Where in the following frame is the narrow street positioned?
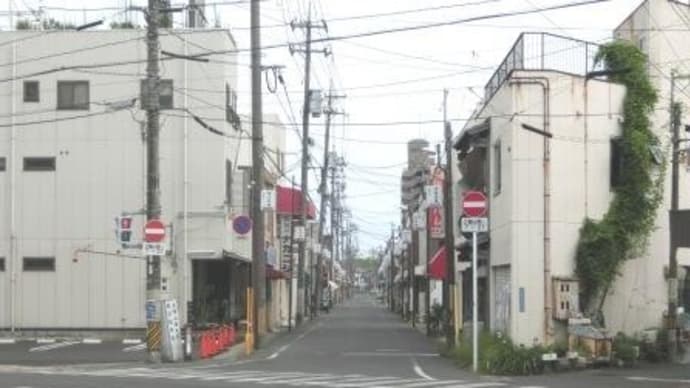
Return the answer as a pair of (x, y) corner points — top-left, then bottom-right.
(2, 293), (690, 388)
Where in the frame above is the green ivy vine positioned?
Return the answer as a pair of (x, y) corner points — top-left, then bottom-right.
(575, 41), (666, 312)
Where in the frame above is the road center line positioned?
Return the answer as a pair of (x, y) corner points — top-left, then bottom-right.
(266, 322), (321, 360)
(412, 359), (435, 381)
(342, 352), (439, 357)
(267, 343), (290, 360)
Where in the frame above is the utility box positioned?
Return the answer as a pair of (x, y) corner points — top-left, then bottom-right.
(553, 278), (579, 320)
(309, 89), (322, 118)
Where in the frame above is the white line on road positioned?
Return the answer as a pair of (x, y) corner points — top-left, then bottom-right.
(29, 341), (79, 352)
(122, 338), (142, 344)
(412, 360), (435, 381)
(0, 338), (16, 344)
(35, 338), (55, 344)
(398, 380), (468, 388)
(628, 376), (690, 384)
(82, 338), (102, 344)
(123, 343), (147, 352)
(265, 322), (321, 360)
(342, 352), (440, 357)
(267, 343), (290, 360)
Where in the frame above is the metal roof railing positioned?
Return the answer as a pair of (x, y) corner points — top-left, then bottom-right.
(484, 32), (603, 103)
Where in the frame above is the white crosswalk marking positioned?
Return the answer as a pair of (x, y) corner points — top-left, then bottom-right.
(201, 371), (266, 381)
(9, 366), (508, 388)
(398, 380), (468, 388)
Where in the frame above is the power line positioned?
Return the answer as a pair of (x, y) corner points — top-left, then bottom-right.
(192, 0), (611, 57)
(326, 0), (501, 23)
(39, 1), (255, 12)
(0, 104), (132, 127)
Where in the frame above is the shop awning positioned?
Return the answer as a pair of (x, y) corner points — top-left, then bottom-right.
(428, 246), (447, 280)
(276, 185), (317, 219)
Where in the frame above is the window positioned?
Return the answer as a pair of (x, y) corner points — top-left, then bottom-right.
(140, 79), (173, 109)
(0, 258), (4, 272)
(610, 138), (624, 189)
(225, 160), (233, 206)
(23, 157), (55, 171)
(23, 81), (39, 102)
(226, 83), (240, 130)
(23, 257), (55, 271)
(0, 157), (5, 171)
(57, 81), (89, 110)
(493, 141), (502, 195)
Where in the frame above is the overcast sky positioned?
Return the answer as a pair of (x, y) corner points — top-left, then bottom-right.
(6, 0), (645, 254)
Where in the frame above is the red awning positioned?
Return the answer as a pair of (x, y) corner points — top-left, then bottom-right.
(428, 246), (447, 280)
(276, 185), (317, 219)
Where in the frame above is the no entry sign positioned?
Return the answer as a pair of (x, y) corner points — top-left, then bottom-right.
(462, 191), (487, 217)
(144, 219), (166, 243)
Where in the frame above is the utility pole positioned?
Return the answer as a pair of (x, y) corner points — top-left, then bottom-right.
(412, 211), (418, 327)
(329, 154), (337, 307)
(390, 225), (395, 311)
(668, 72), (686, 360)
(145, 0), (163, 363)
(442, 89), (456, 348)
(290, 11), (328, 323)
(250, 0), (266, 349)
(288, 176), (296, 332)
(317, 85), (345, 314)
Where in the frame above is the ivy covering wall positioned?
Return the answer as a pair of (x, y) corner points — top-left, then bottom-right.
(575, 41), (665, 313)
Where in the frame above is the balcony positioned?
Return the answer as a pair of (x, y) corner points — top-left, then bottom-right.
(484, 32), (602, 103)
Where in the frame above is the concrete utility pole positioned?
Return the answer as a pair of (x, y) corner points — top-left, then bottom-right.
(290, 12), (327, 323)
(390, 225), (395, 311)
(668, 71), (688, 360)
(317, 85), (345, 314)
(145, 0), (163, 363)
(442, 89), (456, 348)
(250, 0), (266, 349)
(288, 175), (297, 332)
(329, 154), (338, 307)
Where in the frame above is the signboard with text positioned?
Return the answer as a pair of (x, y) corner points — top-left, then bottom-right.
(428, 207), (444, 239)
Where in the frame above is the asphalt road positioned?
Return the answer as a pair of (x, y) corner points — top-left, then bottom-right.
(0, 339), (147, 365)
(2, 293), (690, 388)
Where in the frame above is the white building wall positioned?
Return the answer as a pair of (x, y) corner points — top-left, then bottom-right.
(0, 29), (243, 329)
(606, 0), (690, 334)
(461, 69), (626, 345)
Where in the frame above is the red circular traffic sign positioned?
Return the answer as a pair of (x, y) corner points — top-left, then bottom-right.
(144, 219), (166, 243)
(462, 191), (487, 217)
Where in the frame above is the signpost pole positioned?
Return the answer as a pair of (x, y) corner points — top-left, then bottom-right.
(472, 231), (478, 373)
(461, 190), (486, 374)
